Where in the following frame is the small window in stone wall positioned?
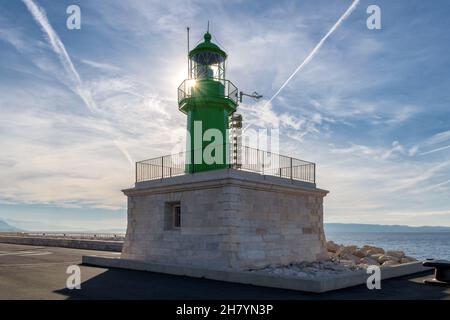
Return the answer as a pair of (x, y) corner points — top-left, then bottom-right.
(164, 202), (181, 230)
(173, 204), (181, 228)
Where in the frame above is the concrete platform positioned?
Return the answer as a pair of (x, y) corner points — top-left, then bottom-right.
(82, 255), (432, 293)
(2, 243), (448, 299)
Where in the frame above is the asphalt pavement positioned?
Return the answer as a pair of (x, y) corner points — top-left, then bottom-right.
(0, 243), (448, 300)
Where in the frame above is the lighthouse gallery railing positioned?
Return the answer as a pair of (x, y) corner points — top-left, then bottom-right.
(178, 78), (239, 105)
(135, 145), (316, 184)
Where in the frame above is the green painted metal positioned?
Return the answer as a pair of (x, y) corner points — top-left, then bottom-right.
(178, 32), (238, 173)
(188, 32), (227, 59)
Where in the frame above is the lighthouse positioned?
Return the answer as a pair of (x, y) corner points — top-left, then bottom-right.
(178, 31), (238, 173)
(120, 29), (329, 272)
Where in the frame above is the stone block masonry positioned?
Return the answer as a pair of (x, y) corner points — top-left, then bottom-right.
(122, 169), (329, 270)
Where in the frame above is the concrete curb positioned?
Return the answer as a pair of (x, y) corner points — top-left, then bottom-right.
(82, 255), (431, 293)
(0, 236), (123, 252)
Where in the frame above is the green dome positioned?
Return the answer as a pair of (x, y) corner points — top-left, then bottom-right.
(189, 32), (227, 61)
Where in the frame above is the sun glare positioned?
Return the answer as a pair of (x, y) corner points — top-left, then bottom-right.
(186, 79), (196, 89)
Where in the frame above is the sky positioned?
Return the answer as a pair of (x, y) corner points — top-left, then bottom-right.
(0, 0), (449, 230)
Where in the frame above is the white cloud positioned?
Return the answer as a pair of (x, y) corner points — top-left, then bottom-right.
(426, 130), (450, 146)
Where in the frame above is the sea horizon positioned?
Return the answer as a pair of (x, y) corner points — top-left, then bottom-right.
(326, 231), (450, 261)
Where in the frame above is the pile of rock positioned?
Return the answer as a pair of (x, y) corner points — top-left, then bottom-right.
(251, 242), (418, 279)
(326, 241), (417, 268)
(251, 243), (418, 279)
(255, 259), (364, 279)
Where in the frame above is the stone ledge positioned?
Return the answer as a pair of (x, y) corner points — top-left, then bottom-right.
(82, 255), (431, 293)
(0, 236), (123, 252)
(125, 169), (328, 197)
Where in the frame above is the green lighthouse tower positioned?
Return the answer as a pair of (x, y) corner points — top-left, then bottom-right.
(178, 31), (239, 173)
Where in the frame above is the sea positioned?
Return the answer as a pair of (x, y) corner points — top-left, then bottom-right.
(326, 232), (450, 261)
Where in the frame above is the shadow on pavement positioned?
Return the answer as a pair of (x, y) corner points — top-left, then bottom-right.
(55, 267), (448, 300)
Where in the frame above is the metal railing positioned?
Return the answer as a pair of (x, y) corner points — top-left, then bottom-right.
(178, 78), (239, 105)
(0, 232), (125, 241)
(136, 145), (315, 184)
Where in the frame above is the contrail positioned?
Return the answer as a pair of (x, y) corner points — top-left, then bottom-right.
(265, 0), (360, 107)
(113, 140), (135, 170)
(22, 0), (97, 113)
(23, 0), (135, 167)
(420, 145), (450, 156)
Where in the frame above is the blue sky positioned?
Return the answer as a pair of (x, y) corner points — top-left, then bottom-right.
(0, 0), (449, 230)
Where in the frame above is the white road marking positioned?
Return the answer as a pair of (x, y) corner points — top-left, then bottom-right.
(0, 250), (53, 257)
(0, 261), (80, 268)
(20, 251), (52, 256)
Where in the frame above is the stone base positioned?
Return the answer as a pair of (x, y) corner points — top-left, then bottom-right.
(121, 169), (329, 270)
(82, 255), (432, 293)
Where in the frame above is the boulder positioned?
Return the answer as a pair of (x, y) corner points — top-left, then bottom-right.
(326, 241), (340, 253)
(340, 259), (356, 267)
(354, 249), (367, 258)
(360, 257), (379, 266)
(340, 253), (361, 264)
(377, 254), (400, 264)
(362, 245), (385, 255)
(337, 245), (358, 257)
(327, 252), (337, 259)
(369, 253), (384, 260)
(386, 250), (405, 259)
(382, 260), (399, 266)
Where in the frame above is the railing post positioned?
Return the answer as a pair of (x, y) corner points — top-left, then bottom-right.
(262, 152), (264, 175)
(135, 162), (138, 183)
(313, 163), (316, 184)
(161, 157), (164, 179)
(257, 149), (260, 173)
(290, 157), (293, 180)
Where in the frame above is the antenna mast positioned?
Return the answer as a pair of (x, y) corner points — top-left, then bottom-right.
(187, 27), (190, 79)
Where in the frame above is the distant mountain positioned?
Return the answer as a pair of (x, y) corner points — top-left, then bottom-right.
(2, 218), (449, 234)
(325, 223), (450, 233)
(0, 219), (22, 232)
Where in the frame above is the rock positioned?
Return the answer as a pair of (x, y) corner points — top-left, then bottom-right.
(401, 256), (417, 263)
(369, 253), (384, 260)
(327, 251), (337, 259)
(354, 249), (367, 258)
(382, 260), (399, 266)
(377, 254), (400, 263)
(337, 245), (358, 257)
(362, 245), (385, 255)
(386, 250), (405, 259)
(326, 240), (340, 253)
(340, 259), (356, 267)
(340, 253), (361, 264)
(360, 257), (379, 266)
